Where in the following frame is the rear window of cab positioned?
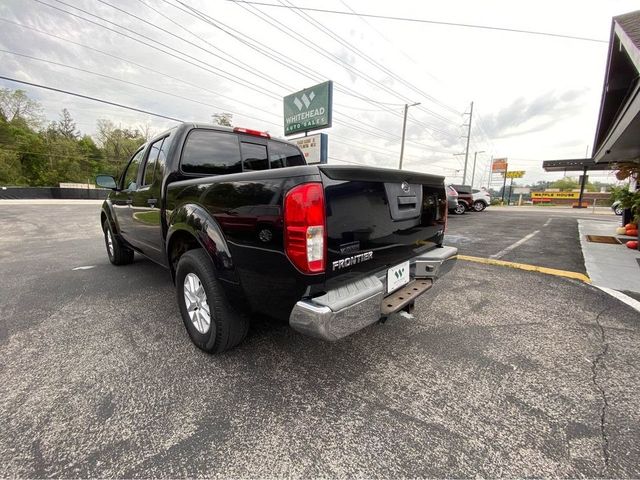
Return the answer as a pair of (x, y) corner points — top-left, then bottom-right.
(180, 129), (305, 175)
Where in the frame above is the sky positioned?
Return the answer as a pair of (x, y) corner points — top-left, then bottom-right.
(1, 0), (639, 187)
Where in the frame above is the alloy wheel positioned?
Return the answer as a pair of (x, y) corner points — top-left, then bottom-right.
(183, 273), (211, 334)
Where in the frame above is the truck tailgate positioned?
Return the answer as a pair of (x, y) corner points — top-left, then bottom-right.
(319, 165), (447, 288)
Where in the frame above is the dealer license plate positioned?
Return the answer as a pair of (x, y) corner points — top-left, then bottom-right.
(387, 261), (410, 293)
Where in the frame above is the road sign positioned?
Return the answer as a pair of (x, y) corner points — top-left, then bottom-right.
(283, 81), (333, 136)
(505, 170), (525, 178)
(293, 133), (328, 164)
(492, 158), (508, 173)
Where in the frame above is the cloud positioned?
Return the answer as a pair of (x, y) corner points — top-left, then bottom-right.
(479, 89), (588, 139)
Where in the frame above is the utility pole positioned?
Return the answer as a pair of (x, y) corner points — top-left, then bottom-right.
(398, 102), (420, 170)
(487, 155), (493, 189)
(471, 150), (484, 187)
(461, 101), (473, 184)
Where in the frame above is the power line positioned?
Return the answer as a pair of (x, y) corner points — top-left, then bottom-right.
(33, 0), (284, 101)
(0, 18), (285, 124)
(0, 49), (284, 128)
(0, 75), (183, 122)
(95, 0), (295, 91)
(224, 0), (608, 43)
(164, 0), (459, 141)
(276, 0), (461, 123)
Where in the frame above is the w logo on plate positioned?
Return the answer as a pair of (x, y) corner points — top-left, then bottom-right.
(293, 91), (316, 111)
(394, 268), (405, 279)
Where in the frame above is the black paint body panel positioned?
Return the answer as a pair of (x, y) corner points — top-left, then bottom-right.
(101, 123), (447, 321)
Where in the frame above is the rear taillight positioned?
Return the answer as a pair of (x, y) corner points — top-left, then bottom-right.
(284, 182), (325, 274)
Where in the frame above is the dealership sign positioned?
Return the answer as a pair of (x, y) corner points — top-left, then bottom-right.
(293, 133), (328, 164)
(283, 81), (333, 136)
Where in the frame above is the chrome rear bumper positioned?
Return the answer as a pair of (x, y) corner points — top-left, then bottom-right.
(289, 246), (457, 341)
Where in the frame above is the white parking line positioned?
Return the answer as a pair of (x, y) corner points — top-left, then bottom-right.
(490, 230), (540, 259)
(72, 265), (96, 271)
(543, 218), (552, 227)
(595, 286), (640, 313)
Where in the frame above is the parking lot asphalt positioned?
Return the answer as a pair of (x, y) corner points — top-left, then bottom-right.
(0, 203), (639, 478)
(445, 207), (620, 274)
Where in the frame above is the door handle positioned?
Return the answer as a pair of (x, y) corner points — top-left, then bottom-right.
(147, 198), (157, 207)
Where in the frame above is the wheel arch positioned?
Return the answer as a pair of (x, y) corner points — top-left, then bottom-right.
(100, 200), (119, 233)
(166, 203), (235, 283)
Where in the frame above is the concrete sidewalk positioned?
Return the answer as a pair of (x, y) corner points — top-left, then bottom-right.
(578, 219), (640, 300)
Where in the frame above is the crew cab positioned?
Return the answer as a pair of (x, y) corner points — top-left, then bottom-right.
(97, 123), (457, 353)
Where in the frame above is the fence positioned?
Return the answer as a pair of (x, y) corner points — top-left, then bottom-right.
(0, 186), (109, 200)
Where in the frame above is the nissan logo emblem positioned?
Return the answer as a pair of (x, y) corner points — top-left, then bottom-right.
(401, 181), (410, 193)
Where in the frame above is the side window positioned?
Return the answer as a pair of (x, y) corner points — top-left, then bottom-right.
(268, 141), (305, 168)
(122, 149), (144, 191)
(142, 138), (164, 187)
(181, 130), (241, 175)
(241, 142), (268, 171)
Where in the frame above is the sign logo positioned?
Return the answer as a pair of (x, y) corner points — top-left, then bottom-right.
(283, 81), (333, 136)
(394, 267), (405, 279)
(293, 91), (315, 111)
(401, 181), (410, 193)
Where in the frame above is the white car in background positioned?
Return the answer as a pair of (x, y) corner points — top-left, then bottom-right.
(471, 188), (491, 212)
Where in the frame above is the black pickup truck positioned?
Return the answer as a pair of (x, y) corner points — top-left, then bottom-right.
(97, 123), (457, 353)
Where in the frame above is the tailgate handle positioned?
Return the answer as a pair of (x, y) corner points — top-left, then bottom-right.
(397, 195), (417, 209)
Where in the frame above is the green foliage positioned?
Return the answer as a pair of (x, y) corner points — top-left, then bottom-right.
(0, 88), (44, 128)
(212, 112), (233, 127)
(549, 177), (597, 192)
(0, 89), (146, 186)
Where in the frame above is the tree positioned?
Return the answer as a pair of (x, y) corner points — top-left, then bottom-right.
(0, 89), (44, 128)
(95, 119), (146, 173)
(56, 108), (78, 139)
(550, 177), (579, 191)
(212, 112), (233, 127)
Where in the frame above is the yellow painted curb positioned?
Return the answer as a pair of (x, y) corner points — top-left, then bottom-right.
(456, 254), (592, 284)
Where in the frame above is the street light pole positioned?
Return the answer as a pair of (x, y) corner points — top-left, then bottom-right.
(462, 101), (474, 184)
(398, 102), (420, 170)
(471, 150), (485, 187)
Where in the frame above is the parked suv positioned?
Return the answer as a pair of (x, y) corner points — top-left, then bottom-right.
(471, 188), (491, 212)
(450, 184), (473, 212)
(447, 185), (465, 215)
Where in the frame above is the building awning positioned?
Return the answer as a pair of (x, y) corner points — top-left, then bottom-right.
(542, 158), (619, 172)
(592, 10), (640, 164)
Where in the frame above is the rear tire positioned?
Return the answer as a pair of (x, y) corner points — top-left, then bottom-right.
(103, 219), (134, 265)
(614, 205), (623, 216)
(176, 249), (249, 353)
(473, 200), (486, 212)
(453, 203), (466, 215)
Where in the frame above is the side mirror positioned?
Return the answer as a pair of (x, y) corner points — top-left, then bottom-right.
(96, 174), (118, 190)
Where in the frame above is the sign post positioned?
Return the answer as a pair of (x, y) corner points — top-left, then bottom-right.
(283, 81), (333, 136)
(501, 170), (525, 205)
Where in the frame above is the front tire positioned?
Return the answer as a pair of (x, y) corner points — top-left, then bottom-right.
(103, 219), (134, 265)
(473, 200), (486, 212)
(614, 206), (623, 216)
(176, 249), (249, 353)
(453, 203), (466, 215)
